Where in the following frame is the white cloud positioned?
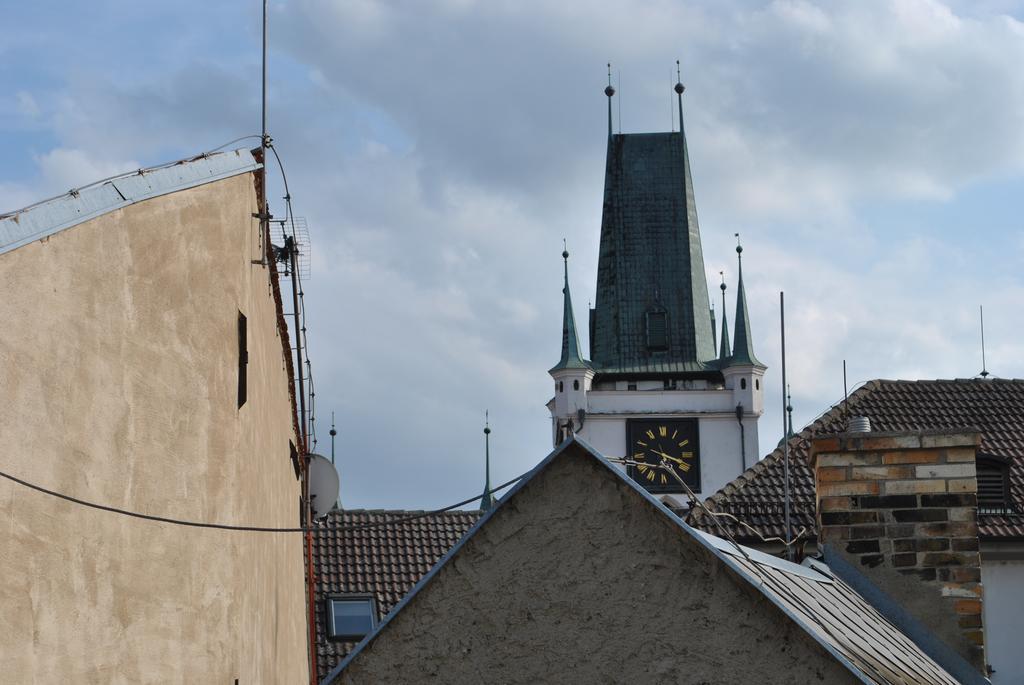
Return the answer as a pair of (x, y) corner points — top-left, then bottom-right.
(15, 92), (40, 118)
(35, 148), (140, 194)
(4, 0), (1024, 508)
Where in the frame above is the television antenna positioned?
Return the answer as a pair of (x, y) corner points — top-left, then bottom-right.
(271, 217), (312, 279)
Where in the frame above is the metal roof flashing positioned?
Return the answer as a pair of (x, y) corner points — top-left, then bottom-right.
(0, 149), (261, 257)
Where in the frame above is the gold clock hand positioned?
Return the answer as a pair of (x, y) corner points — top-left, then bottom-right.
(650, 448), (683, 464)
(649, 448), (693, 473)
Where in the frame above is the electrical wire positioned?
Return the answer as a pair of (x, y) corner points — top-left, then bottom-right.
(0, 452), (803, 546)
(0, 465), (527, 533)
(609, 456), (759, 563)
(206, 134), (263, 154)
(265, 141), (318, 452)
(705, 510), (810, 548)
(610, 456), (810, 554)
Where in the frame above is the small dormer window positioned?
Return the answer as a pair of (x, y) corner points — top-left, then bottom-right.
(646, 311), (668, 351)
(976, 456), (1011, 513)
(740, 378), (747, 390)
(573, 379), (580, 391)
(326, 596), (377, 641)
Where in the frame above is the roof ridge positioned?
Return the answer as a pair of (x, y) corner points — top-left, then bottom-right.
(331, 508), (482, 516)
(872, 377), (1024, 384)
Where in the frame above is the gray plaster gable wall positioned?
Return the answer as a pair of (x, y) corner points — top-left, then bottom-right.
(331, 442), (860, 684)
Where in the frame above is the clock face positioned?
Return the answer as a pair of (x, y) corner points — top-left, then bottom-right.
(627, 419), (701, 493)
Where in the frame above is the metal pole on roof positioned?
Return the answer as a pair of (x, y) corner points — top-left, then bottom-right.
(781, 291), (793, 561)
(980, 305), (990, 378)
(261, 0), (267, 150)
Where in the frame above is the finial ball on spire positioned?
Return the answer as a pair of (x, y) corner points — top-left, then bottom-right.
(605, 85), (615, 97)
(562, 249), (569, 260)
(736, 244), (743, 255)
(675, 82), (685, 94)
(484, 426), (491, 435)
(720, 281), (727, 292)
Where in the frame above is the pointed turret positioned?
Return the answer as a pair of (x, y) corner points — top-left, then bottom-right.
(550, 248), (591, 373)
(718, 272), (731, 362)
(549, 248), (595, 446)
(729, 238), (763, 368)
(479, 414), (496, 512)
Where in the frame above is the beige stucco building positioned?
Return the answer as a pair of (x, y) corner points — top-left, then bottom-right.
(0, 150), (309, 683)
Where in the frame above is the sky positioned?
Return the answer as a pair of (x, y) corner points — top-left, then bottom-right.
(2, 0), (1023, 510)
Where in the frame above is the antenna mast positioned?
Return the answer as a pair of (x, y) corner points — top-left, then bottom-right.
(329, 412), (337, 465)
(261, 0), (267, 153)
(843, 359), (849, 426)
(980, 305), (990, 378)
(780, 291), (793, 561)
(618, 70), (622, 134)
(605, 64), (615, 137)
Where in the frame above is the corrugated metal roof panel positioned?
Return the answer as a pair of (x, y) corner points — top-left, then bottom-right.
(726, 554), (964, 685)
(0, 148), (260, 257)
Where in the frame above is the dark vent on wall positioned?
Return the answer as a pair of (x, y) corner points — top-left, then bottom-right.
(646, 311), (668, 351)
(237, 311), (248, 408)
(976, 456), (1011, 513)
(290, 441), (301, 480)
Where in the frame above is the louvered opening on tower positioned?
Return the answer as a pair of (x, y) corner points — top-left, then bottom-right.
(646, 310), (668, 351)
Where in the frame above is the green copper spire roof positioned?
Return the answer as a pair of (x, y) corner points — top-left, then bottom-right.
(479, 414), (496, 512)
(718, 273), (731, 362)
(550, 248), (592, 374)
(729, 240), (764, 368)
(590, 75), (716, 376)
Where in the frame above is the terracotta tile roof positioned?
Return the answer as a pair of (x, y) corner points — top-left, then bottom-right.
(312, 508), (480, 682)
(687, 378), (1024, 542)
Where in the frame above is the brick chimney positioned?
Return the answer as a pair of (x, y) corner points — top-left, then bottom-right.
(810, 430), (985, 672)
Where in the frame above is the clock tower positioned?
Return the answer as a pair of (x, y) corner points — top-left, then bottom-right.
(547, 70), (767, 505)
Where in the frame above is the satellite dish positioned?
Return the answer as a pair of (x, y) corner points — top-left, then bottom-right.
(308, 453), (339, 520)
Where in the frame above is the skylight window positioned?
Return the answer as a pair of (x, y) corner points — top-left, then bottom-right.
(326, 596), (377, 641)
